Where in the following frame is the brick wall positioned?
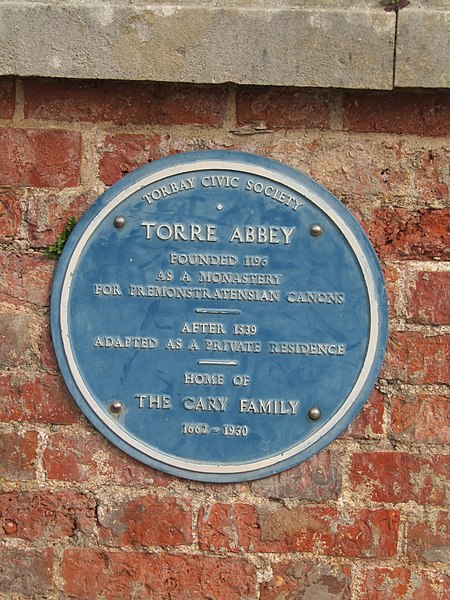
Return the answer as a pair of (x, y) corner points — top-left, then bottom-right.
(0, 78), (448, 599)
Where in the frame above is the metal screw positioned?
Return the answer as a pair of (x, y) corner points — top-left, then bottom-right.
(308, 406), (321, 420)
(109, 401), (123, 415)
(310, 224), (323, 237)
(114, 216), (126, 228)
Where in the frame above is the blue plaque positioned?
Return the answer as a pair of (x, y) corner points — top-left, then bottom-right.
(51, 151), (387, 482)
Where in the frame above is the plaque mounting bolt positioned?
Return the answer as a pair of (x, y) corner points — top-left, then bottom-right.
(308, 406), (321, 420)
(310, 224), (323, 237)
(114, 216), (126, 229)
(109, 401), (123, 415)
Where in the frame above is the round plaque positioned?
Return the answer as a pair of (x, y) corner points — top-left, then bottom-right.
(51, 151), (388, 482)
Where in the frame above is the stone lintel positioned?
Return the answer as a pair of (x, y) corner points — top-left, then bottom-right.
(0, 1), (396, 89)
(395, 6), (450, 88)
(0, 2), (448, 89)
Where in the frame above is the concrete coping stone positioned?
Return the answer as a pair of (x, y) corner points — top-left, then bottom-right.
(0, 1), (448, 89)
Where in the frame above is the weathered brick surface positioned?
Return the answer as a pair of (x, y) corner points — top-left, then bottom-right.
(342, 388), (385, 439)
(406, 510), (450, 564)
(383, 332), (449, 384)
(24, 80), (228, 126)
(62, 549), (257, 599)
(383, 263), (401, 321)
(98, 494), (192, 547)
(362, 208), (450, 261)
(99, 133), (237, 185)
(0, 251), (53, 306)
(99, 133), (163, 185)
(271, 140), (449, 209)
(1, 78), (449, 598)
(0, 128), (82, 187)
(199, 503), (400, 557)
(358, 566), (449, 599)
(0, 193), (22, 240)
(349, 452), (448, 505)
(0, 372), (79, 424)
(250, 448), (341, 500)
(39, 319), (59, 370)
(407, 271), (450, 325)
(236, 87), (331, 129)
(260, 559), (352, 600)
(0, 490), (96, 541)
(43, 430), (172, 487)
(0, 307), (41, 370)
(390, 393), (450, 444)
(343, 91), (450, 136)
(0, 547), (53, 595)
(0, 430), (38, 481)
(26, 191), (92, 246)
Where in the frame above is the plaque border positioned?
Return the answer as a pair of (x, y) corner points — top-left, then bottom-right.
(51, 151), (388, 482)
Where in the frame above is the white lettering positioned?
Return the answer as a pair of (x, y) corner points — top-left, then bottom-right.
(239, 398), (300, 415)
(184, 372), (224, 385)
(143, 178), (196, 204)
(245, 179), (303, 211)
(183, 396), (228, 412)
(201, 175), (239, 188)
(181, 322), (226, 334)
(136, 394), (172, 409)
(229, 226), (295, 245)
(141, 222), (217, 242)
(268, 342), (346, 356)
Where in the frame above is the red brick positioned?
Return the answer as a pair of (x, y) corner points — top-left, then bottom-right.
(26, 191), (91, 246)
(343, 91), (450, 136)
(407, 271), (450, 325)
(342, 389), (385, 439)
(0, 547), (53, 595)
(271, 139), (448, 209)
(43, 430), (171, 487)
(98, 132), (239, 185)
(407, 510), (449, 563)
(260, 560), (351, 600)
(198, 502), (242, 552)
(359, 566), (449, 599)
(24, 79), (228, 126)
(349, 452), (448, 505)
(383, 263), (401, 321)
(383, 332), (449, 384)
(0, 308), (39, 367)
(0, 490), (96, 541)
(0, 78), (15, 119)
(0, 430), (38, 480)
(0, 193), (22, 240)
(0, 128), (81, 187)
(99, 133), (163, 185)
(0, 372), (79, 425)
(40, 319), (58, 370)
(198, 503), (399, 557)
(250, 448), (341, 500)
(390, 393), (450, 444)
(236, 87), (331, 129)
(362, 208), (450, 261)
(0, 252), (53, 306)
(413, 148), (449, 206)
(98, 494), (192, 547)
(390, 395), (421, 436)
(62, 549), (256, 599)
